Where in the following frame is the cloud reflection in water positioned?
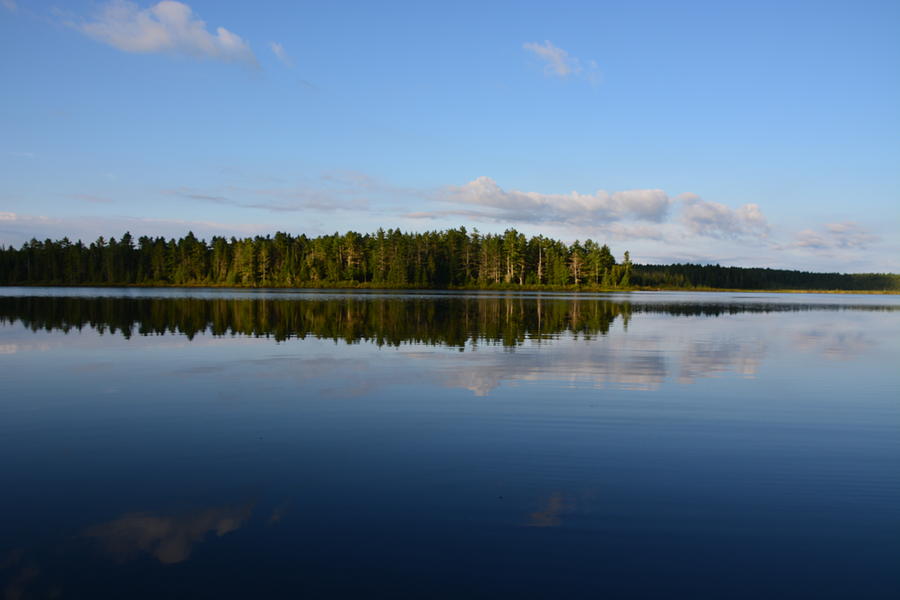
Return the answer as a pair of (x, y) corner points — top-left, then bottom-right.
(85, 503), (253, 564)
(527, 492), (573, 528)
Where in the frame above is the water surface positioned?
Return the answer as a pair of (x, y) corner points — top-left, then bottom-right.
(1, 288), (898, 598)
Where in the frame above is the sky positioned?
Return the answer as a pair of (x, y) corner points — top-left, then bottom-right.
(1, 0), (898, 272)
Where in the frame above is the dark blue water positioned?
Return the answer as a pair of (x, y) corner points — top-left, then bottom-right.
(1, 289), (898, 599)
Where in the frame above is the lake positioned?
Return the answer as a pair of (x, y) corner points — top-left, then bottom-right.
(1, 288), (898, 599)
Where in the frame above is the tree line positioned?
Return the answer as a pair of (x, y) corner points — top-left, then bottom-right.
(632, 263), (900, 291)
(1, 228), (897, 291)
(0, 228), (632, 288)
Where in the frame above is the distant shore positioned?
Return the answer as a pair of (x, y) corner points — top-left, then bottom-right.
(5, 230), (898, 293)
(2, 282), (898, 295)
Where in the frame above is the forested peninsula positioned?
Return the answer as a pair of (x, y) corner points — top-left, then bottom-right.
(2, 228), (898, 292)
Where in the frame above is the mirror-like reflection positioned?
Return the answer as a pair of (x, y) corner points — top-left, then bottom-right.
(2, 501), (273, 600)
(1, 289), (899, 599)
(527, 492), (572, 528)
(1, 293), (896, 345)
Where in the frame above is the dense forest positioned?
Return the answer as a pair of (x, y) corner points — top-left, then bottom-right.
(632, 263), (900, 292)
(1, 228), (898, 291)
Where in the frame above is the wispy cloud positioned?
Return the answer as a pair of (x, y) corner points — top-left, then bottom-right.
(679, 193), (769, 239)
(1, 0), (16, 13)
(8, 151), (35, 159)
(69, 194), (114, 204)
(75, 1), (257, 67)
(165, 184), (365, 213)
(0, 212), (274, 246)
(164, 171), (417, 214)
(523, 40), (599, 82)
(792, 222), (879, 251)
(269, 41), (293, 67)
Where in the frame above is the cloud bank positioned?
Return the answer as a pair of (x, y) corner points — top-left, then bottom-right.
(403, 176), (773, 243)
(792, 222), (878, 251)
(77, 1), (257, 66)
(424, 176), (671, 226)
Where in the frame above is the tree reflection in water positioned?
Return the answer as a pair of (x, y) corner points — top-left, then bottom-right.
(2, 294), (892, 347)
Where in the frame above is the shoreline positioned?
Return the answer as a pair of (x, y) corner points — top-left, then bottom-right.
(2, 283), (898, 295)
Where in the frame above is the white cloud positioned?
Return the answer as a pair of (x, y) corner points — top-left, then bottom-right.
(77, 1), (257, 67)
(679, 193), (769, 238)
(1, 0), (16, 13)
(269, 41), (293, 67)
(404, 178), (780, 251)
(523, 40), (599, 82)
(432, 176), (671, 226)
(523, 40), (578, 77)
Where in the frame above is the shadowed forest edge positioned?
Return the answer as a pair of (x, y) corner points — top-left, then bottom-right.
(2, 228), (898, 291)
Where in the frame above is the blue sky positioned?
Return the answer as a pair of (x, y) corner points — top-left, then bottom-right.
(1, 0), (898, 272)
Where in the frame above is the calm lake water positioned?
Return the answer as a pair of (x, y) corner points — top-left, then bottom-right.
(1, 288), (899, 599)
